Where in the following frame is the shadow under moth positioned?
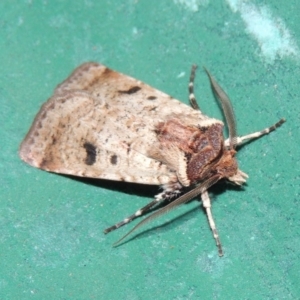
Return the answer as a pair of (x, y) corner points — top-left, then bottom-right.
(19, 62), (285, 256)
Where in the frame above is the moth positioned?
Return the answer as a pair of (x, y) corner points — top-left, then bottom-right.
(19, 62), (285, 256)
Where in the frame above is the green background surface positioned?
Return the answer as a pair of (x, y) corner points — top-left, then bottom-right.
(1, 0), (300, 299)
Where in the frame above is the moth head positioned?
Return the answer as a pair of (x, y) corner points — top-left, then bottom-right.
(214, 149), (248, 185)
(228, 169), (248, 185)
(208, 149), (244, 185)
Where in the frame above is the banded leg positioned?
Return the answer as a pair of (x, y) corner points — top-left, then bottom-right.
(224, 118), (285, 148)
(104, 183), (182, 234)
(201, 191), (223, 256)
(189, 65), (201, 111)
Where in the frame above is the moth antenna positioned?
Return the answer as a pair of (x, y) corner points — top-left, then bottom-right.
(113, 175), (221, 247)
(204, 68), (237, 149)
(226, 118), (286, 147)
(189, 65), (201, 111)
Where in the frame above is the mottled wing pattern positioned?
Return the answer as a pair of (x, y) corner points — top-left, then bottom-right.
(19, 62), (222, 185)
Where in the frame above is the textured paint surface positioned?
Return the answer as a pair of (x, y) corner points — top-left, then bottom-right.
(1, 0), (300, 299)
(174, 0), (209, 12)
(226, 0), (299, 62)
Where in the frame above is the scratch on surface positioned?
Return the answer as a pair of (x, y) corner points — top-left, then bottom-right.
(226, 0), (299, 63)
(177, 71), (185, 78)
(174, 0), (209, 12)
(197, 251), (232, 278)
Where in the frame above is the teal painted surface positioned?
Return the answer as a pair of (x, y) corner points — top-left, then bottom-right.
(1, 0), (300, 299)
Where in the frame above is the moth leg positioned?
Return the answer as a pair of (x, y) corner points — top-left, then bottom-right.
(201, 191), (223, 256)
(224, 118), (285, 148)
(104, 182), (182, 234)
(189, 65), (201, 111)
(104, 198), (164, 234)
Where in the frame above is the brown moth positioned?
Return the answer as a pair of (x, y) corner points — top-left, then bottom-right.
(19, 62), (285, 256)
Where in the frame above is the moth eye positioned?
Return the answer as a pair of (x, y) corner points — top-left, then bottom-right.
(83, 142), (97, 165)
(110, 154), (118, 165)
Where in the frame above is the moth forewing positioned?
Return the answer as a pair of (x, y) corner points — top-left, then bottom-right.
(19, 62), (285, 256)
(19, 62), (220, 185)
